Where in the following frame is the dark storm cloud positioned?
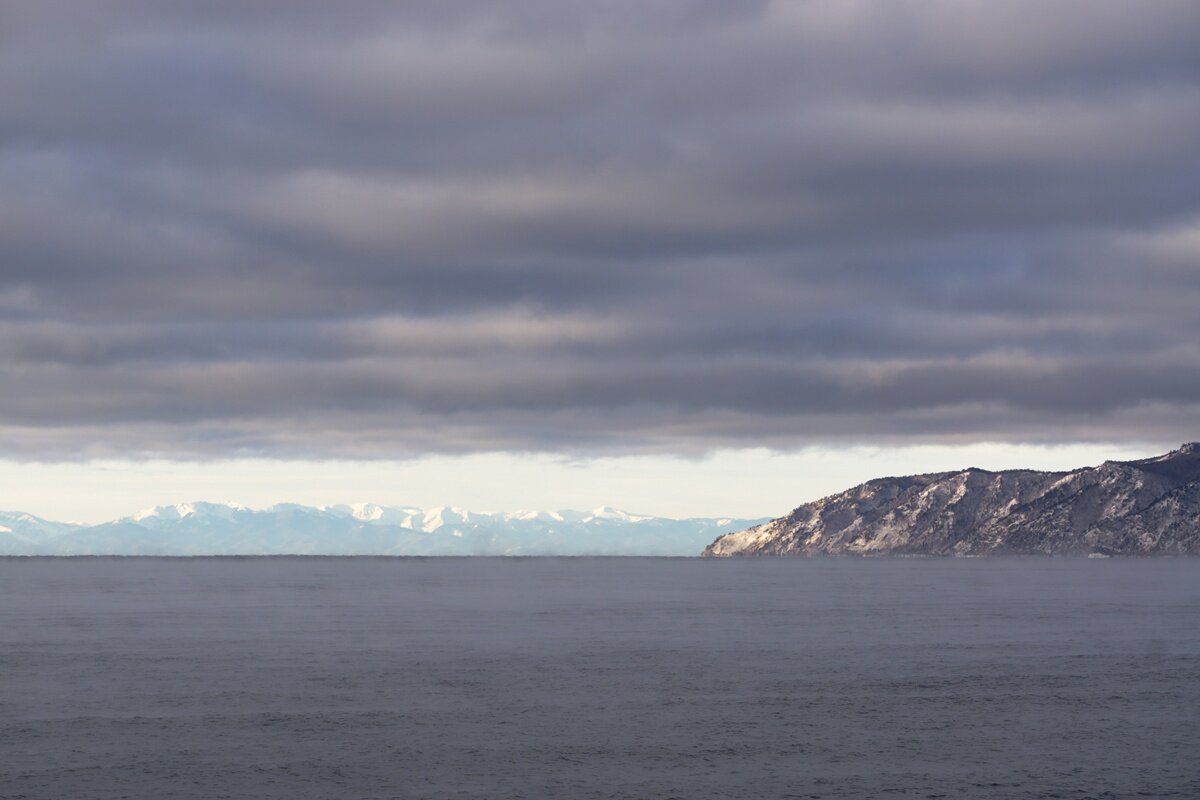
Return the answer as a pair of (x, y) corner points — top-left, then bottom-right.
(2, 1), (1199, 457)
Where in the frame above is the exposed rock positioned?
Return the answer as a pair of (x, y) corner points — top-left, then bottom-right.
(703, 443), (1200, 557)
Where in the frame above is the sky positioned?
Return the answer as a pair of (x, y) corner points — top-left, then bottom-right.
(2, 2), (1198, 521)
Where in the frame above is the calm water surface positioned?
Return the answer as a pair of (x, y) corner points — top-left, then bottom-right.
(1, 557), (1198, 799)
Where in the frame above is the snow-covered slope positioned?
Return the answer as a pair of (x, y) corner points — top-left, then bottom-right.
(704, 443), (1200, 557)
(0, 511), (82, 554)
(0, 503), (766, 557)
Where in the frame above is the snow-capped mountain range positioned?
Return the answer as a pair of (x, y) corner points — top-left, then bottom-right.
(0, 503), (767, 557)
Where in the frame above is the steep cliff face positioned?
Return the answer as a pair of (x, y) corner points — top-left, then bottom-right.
(704, 444), (1200, 557)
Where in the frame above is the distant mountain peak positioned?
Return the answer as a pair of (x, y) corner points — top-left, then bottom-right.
(130, 501), (248, 522)
(345, 503), (387, 522)
(584, 505), (653, 523)
(508, 510), (566, 522)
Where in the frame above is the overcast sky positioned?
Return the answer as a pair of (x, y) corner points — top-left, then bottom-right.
(2, 2), (1198, 519)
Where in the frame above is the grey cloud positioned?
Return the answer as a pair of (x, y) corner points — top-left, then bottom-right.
(1, 1), (1198, 457)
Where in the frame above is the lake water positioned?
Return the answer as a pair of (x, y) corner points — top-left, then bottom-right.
(1, 557), (1198, 799)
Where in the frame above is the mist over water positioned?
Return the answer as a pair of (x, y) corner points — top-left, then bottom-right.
(2, 557), (1198, 799)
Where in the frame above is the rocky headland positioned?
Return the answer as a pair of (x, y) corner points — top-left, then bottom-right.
(704, 444), (1200, 557)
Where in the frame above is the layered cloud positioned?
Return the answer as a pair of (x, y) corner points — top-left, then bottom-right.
(2, 1), (1198, 457)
